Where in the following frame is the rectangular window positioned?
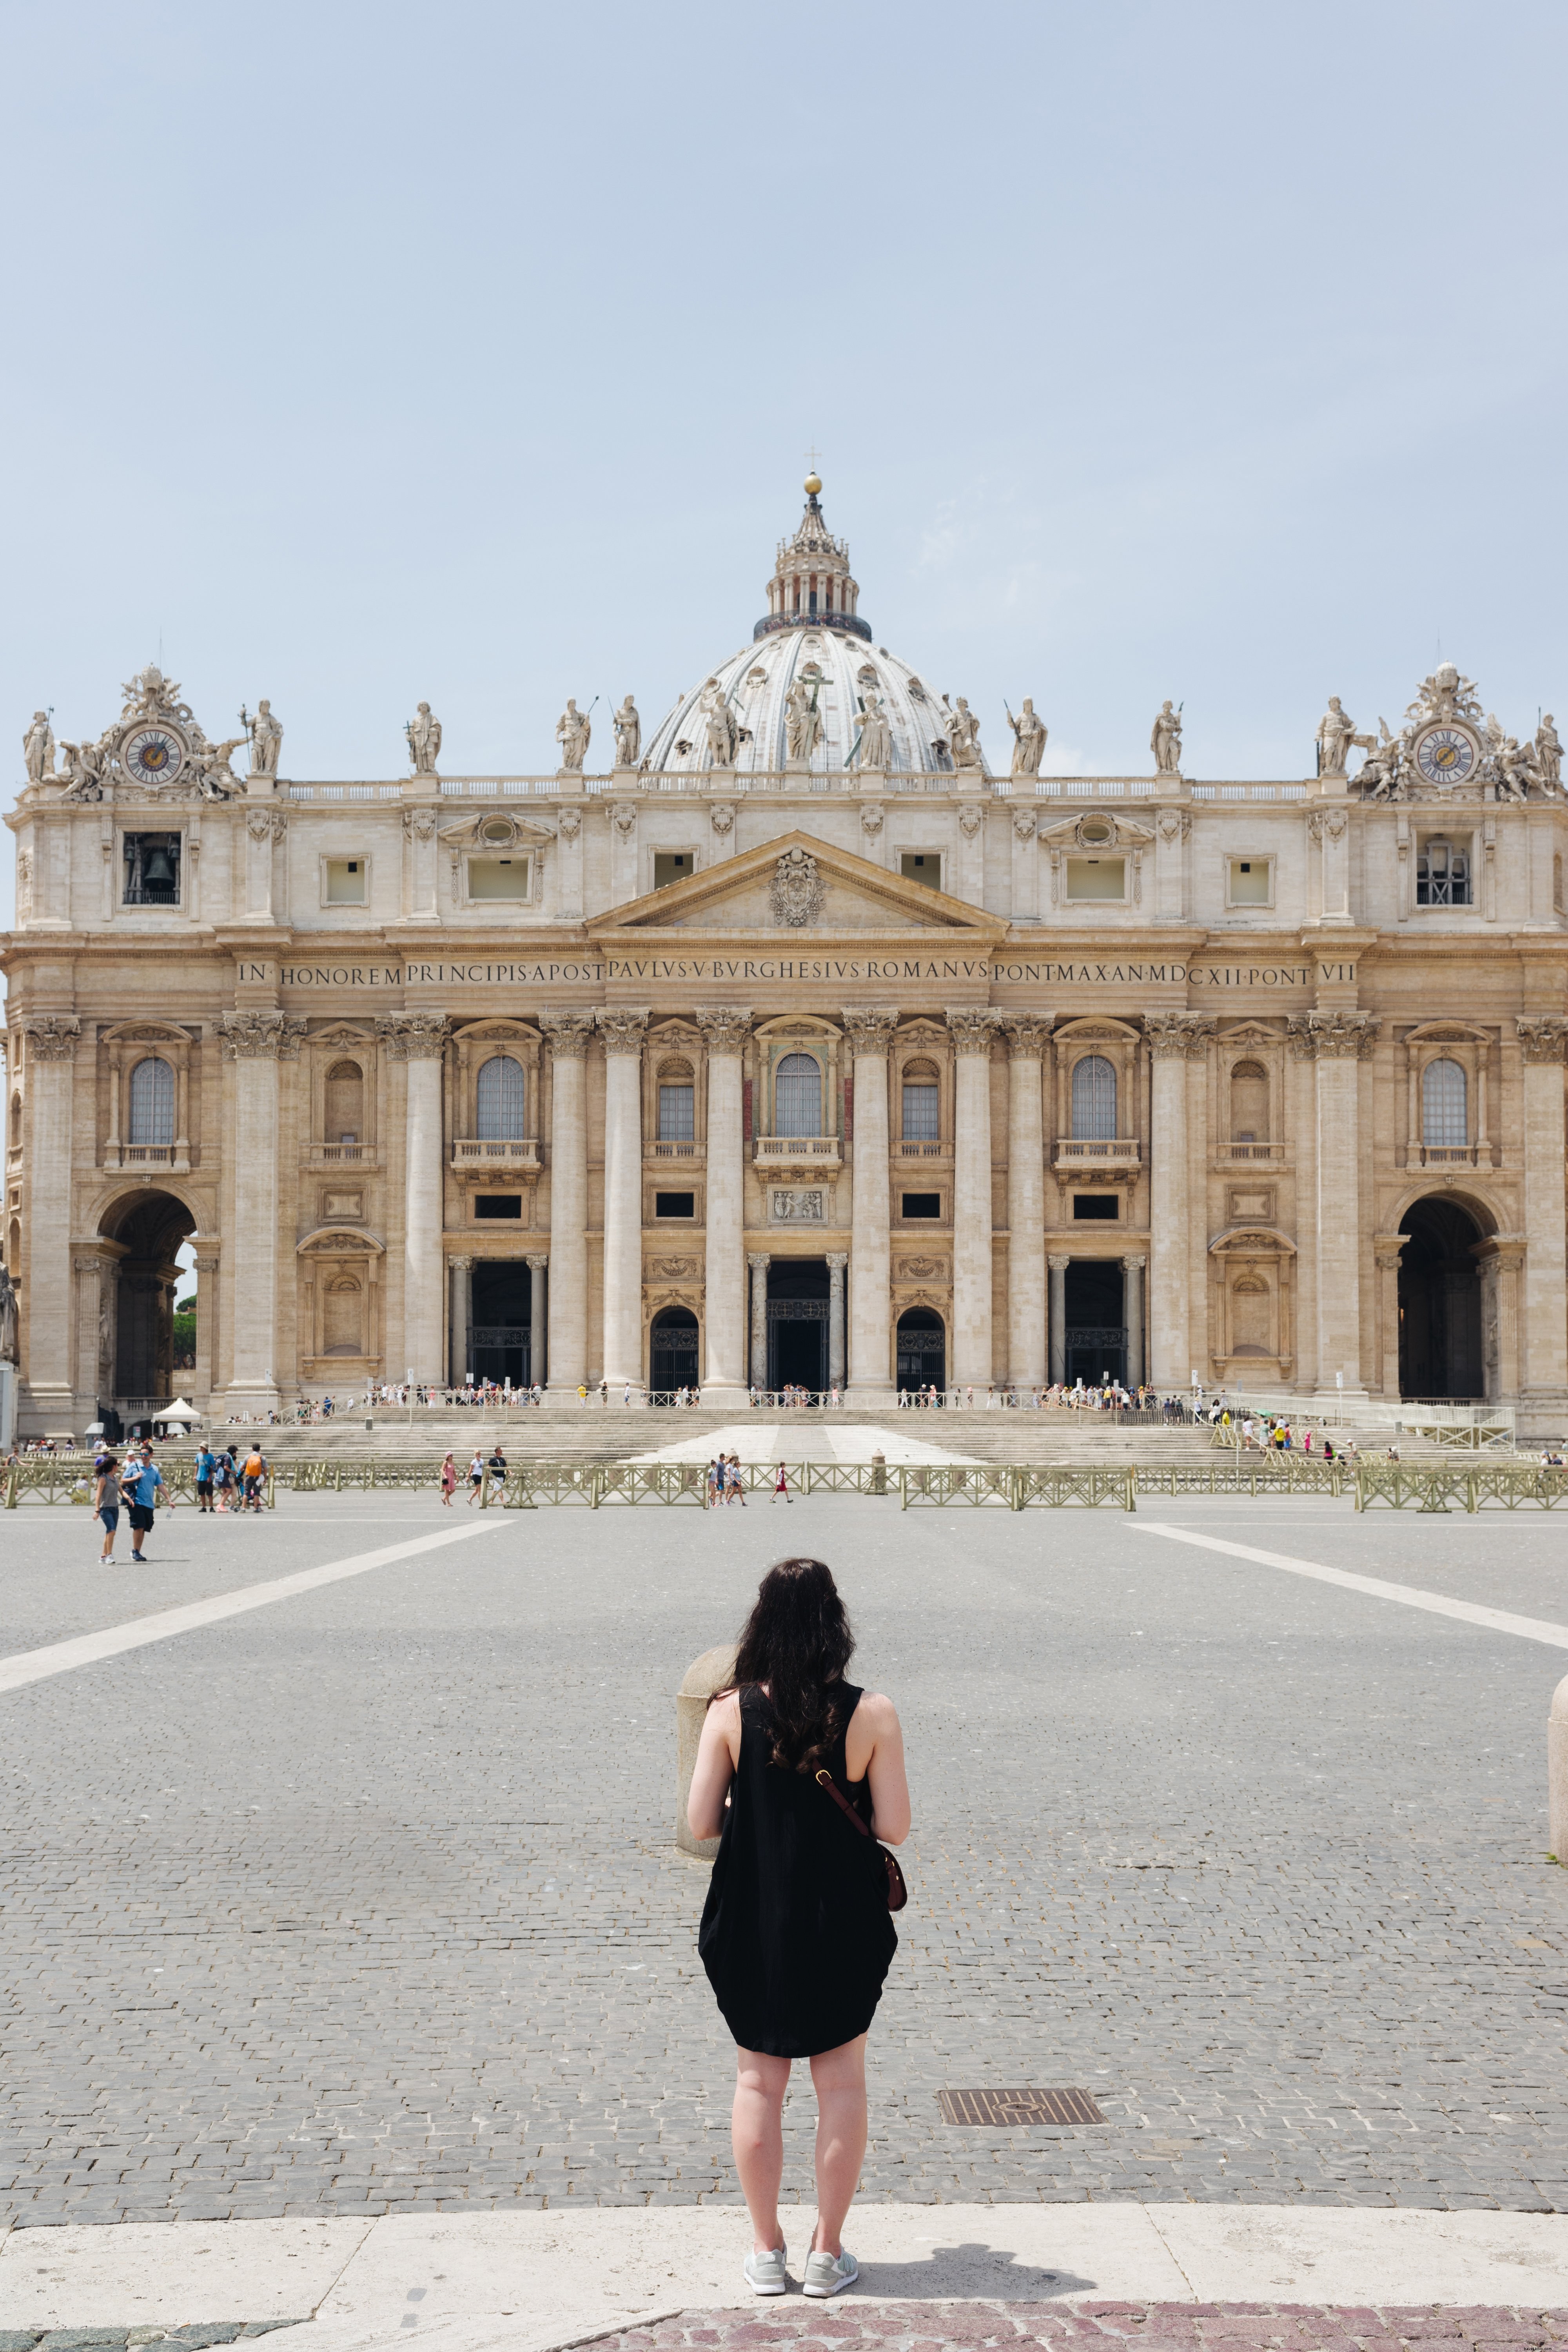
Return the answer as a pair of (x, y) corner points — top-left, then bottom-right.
(1228, 857), (1271, 906)
(658, 1084), (695, 1140)
(653, 851), (693, 889)
(655, 1191), (696, 1218)
(1073, 1194), (1120, 1220)
(324, 858), (368, 905)
(1416, 838), (1471, 907)
(1065, 856), (1126, 901)
(467, 857), (532, 901)
(122, 833), (181, 907)
(900, 853), (941, 890)
(902, 1083), (940, 1141)
(901, 1192), (942, 1219)
(474, 1195), (523, 1220)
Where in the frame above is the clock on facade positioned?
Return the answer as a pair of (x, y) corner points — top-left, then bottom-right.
(123, 727), (186, 786)
(1413, 724), (1477, 787)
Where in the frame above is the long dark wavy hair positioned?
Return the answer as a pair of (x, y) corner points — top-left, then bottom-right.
(730, 1557), (855, 1775)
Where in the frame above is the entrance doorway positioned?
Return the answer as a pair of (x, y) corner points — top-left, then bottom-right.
(1398, 1197), (1483, 1398)
(1063, 1258), (1126, 1386)
(470, 1260), (530, 1386)
(768, 1258), (829, 1392)
(896, 1306), (946, 1394)
(650, 1305), (699, 1393)
(101, 1189), (194, 1411)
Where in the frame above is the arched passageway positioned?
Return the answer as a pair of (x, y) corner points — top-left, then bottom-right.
(896, 1306), (946, 1394)
(100, 1190), (195, 1410)
(650, 1305), (699, 1393)
(1399, 1196), (1483, 1399)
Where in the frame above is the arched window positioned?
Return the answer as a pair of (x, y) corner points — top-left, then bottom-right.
(658, 1059), (695, 1142)
(1229, 1059), (1269, 1143)
(324, 1059), (364, 1143)
(1423, 1056), (1468, 1148)
(775, 1051), (822, 1138)
(1071, 1054), (1117, 1141)
(127, 1056), (174, 1148)
(475, 1054), (527, 1140)
(902, 1058), (940, 1142)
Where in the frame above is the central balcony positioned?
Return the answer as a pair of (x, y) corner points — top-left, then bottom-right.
(647, 1139), (703, 1162)
(1053, 1138), (1141, 1177)
(753, 1134), (843, 1172)
(304, 1142), (381, 1168)
(452, 1137), (541, 1180)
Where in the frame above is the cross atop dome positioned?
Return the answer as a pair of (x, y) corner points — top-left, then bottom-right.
(756, 469), (871, 643)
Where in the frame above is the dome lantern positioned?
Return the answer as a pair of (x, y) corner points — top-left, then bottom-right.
(755, 474), (871, 646)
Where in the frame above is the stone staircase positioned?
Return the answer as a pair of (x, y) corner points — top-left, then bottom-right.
(195, 1406), (1443, 1466)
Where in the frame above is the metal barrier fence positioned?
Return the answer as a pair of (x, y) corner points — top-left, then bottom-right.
(9, 1454), (1566, 1514)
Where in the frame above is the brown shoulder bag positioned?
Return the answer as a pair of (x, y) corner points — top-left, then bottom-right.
(814, 1768), (908, 1911)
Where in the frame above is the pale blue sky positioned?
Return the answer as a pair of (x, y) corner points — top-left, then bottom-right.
(3, 0), (1565, 935)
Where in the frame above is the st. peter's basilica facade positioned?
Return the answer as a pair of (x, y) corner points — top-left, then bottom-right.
(4, 475), (1568, 1432)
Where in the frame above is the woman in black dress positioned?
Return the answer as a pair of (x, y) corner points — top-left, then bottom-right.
(689, 1557), (910, 2299)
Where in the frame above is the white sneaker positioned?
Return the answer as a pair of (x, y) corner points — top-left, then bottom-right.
(744, 2243), (788, 2296)
(802, 2247), (858, 2298)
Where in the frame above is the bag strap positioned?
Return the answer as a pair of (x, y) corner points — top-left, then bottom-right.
(814, 1766), (873, 1840)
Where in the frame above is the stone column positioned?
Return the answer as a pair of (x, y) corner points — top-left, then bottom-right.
(1123, 1254), (1146, 1389)
(695, 1008), (752, 1404)
(377, 1013), (450, 1388)
(947, 1009), (1003, 1390)
(193, 1248), (219, 1410)
(598, 1009), (650, 1391)
(826, 1252), (848, 1393)
(526, 1253), (548, 1389)
(748, 1253), (770, 1390)
(15, 1017), (79, 1426)
(1144, 1013), (1212, 1390)
(1290, 1012), (1377, 1399)
(220, 1011), (305, 1415)
(449, 1254), (474, 1386)
(1374, 1236), (1405, 1400)
(842, 1008), (898, 1402)
(243, 810), (287, 923)
(539, 1012), (595, 1401)
(1515, 1019), (1568, 1407)
(1048, 1253), (1069, 1383)
(1002, 1017), (1051, 1389)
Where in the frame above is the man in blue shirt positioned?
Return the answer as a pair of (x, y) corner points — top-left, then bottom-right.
(124, 1446), (164, 1562)
(194, 1444), (217, 1514)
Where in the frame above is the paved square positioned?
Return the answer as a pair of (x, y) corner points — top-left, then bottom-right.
(0, 1490), (1564, 2221)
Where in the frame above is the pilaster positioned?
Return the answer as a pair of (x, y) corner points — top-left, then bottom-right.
(1515, 1018), (1568, 1408)
(219, 1011), (306, 1414)
(1002, 1016), (1051, 1389)
(1289, 1011), (1379, 1400)
(377, 1014), (451, 1386)
(15, 1016), (79, 1425)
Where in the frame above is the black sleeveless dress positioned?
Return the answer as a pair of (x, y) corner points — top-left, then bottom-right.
(699, 1681), (898, 2058)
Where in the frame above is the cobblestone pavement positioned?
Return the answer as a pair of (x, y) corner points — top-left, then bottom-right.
(0, 1496), (1565, 2221)
(583, 2304), (1568, 2352)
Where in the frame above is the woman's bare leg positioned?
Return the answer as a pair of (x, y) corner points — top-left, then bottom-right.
(807, 2035), (867, 2255)
(732, 2047), (791, 2252)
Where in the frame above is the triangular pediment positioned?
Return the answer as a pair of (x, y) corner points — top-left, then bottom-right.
(592, 830), (1005, 942)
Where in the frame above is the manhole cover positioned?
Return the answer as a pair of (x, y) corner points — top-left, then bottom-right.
(938, 2087), (1106, 2127)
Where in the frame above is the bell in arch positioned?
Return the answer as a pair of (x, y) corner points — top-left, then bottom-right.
(142, 842), (176, 887)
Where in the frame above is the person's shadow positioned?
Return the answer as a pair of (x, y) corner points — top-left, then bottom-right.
(851, 2242), (1096, 2300)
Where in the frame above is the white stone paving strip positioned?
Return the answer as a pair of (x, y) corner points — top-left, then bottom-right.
(627, 1420), (982, 1466)
(1137, 1520), (1568, 1649)
(0, 1522), (504, 1695)
(4, 2207), (1568, 2347)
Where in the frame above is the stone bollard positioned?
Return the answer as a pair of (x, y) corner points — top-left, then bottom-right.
(1551, 1672), (1568, 1864)
(676, 1642), (737, 1858)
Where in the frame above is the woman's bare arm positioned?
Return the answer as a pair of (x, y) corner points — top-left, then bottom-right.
(849, 1692), (911, 1846)
(685, 1689), (741, 1842)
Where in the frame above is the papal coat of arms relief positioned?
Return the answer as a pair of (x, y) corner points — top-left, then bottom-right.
(769, 846), (826, 928)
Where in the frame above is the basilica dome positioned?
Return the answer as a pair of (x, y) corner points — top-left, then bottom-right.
(640, 478), (991, 779)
